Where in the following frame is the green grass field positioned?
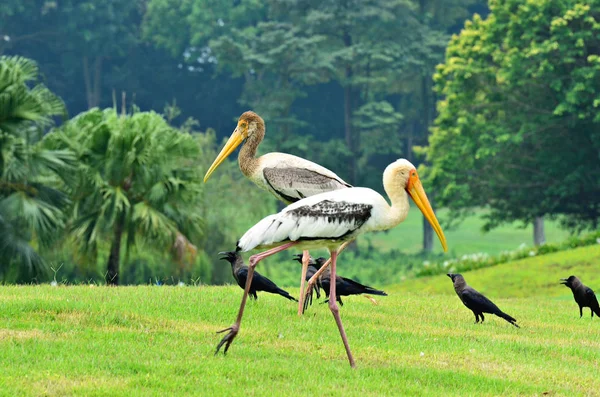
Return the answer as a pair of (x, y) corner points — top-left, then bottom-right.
(2, 245), (599, 396)
(362, 208), (572, 256)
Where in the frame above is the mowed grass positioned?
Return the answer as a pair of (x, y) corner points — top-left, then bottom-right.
(361, 207), (572, 256)
(2, 257), (600, 397)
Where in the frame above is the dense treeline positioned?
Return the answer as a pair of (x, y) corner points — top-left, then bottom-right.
(1, 0), (598, 285)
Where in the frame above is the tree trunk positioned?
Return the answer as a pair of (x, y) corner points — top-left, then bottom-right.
(533, 216), (546, 246)
(82, 56), (103, 109)
(420, 61), (435, 252)
(106, 212), (126, 285)
(342, 30), (356, 184)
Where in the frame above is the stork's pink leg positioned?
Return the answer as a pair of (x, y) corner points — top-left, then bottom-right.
(303, 241), (352, 313)
(215, 241), (298, 355)
(328, 248), (356, 368)
(297, 250), (310, 316)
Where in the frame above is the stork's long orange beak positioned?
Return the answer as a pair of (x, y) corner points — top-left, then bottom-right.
(407, 174), (448, 252)
(204, 128), (245, 182)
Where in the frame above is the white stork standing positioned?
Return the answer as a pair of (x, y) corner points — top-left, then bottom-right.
(203, 111), (351, 314)
(215, 158), (448, 368)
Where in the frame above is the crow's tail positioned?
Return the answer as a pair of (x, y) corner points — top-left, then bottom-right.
(594, 306), (600, 318)
(497, 311), (520, 328)
(363, 286), (388, 296)
(276, 288), (298, 302)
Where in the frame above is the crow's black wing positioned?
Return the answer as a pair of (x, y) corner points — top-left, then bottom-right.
(337, 276), (388, 297)
(460, 288), (501, 314)
(585, 287), (600, 307)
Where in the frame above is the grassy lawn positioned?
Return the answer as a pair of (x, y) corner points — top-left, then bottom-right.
(2, 245), (600, 397)
(361, 207), (573, 256)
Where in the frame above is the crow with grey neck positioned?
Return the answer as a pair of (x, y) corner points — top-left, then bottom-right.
(560, 275), (600, 318)
(447, 273), (519, 328)
(220, 251), (297, 301)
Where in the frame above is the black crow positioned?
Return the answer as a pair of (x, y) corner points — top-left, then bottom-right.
(560, 275), (600, 318)
(220, 251), (296, 301)
(316, 257), (388, 306)
(447, 273), (519, 328)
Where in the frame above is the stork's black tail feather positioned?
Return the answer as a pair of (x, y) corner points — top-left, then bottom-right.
(235, 242), (242, 252)
(497, 311), (520, 328)
(276, 288), (298, 302)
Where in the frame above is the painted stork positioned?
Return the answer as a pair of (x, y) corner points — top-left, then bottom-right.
(215, 159), (448, 367)
(204, 111), (351, 314)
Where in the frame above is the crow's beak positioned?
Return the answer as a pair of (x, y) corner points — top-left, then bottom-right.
(218, 251), (232, 260)
(446, 273), (453, 279)
(560, 278), (568, 285)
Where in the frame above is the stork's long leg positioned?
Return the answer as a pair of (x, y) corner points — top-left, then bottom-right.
(302, 240), (352, 313)
(328, 248), (355, 368)
(215, 241), (298, 355)
(297, 250), (310, 316)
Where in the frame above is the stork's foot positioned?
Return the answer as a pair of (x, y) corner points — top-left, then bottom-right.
(215, 324), (239, 355)
(302, 282), (316, 314)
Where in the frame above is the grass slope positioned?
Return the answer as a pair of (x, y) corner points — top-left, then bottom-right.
(2, 265), (599, 396)
(392, 244), (600, 298)
(362, 208), (572, 256)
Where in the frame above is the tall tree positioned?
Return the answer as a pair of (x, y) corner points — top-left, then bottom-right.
(45, 108), (204, 285)
(428, 0), (600, 239)
(0, 56), (74, 280)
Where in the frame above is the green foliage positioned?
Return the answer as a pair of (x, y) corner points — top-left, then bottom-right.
(428, 0), (600, 231)
(1, 283), (599, 395)
(44, 108), (204, 284)
(0, 56), (73, 281)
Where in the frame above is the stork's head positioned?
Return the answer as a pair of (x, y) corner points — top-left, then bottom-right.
(384, 159), (448, 252)
(204, 111), (265, 182)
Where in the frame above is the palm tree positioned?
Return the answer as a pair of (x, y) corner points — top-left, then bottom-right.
(45, 108), (204, 285)
(0, 56), (74, 281)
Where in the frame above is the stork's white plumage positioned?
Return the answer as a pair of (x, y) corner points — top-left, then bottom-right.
(215, 158), (448, 368)
(236, 187), (399, 252)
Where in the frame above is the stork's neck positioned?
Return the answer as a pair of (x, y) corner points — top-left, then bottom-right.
(238, 134), (262, 177)
(380, 176), (410, 230)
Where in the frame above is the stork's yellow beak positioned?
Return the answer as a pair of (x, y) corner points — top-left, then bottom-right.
(204, 128), (245, 182)
(407, 173), (448, 252)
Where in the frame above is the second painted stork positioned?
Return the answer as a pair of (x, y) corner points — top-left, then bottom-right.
(214, 159), (448, 368)
(204, 111), (351, 314)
